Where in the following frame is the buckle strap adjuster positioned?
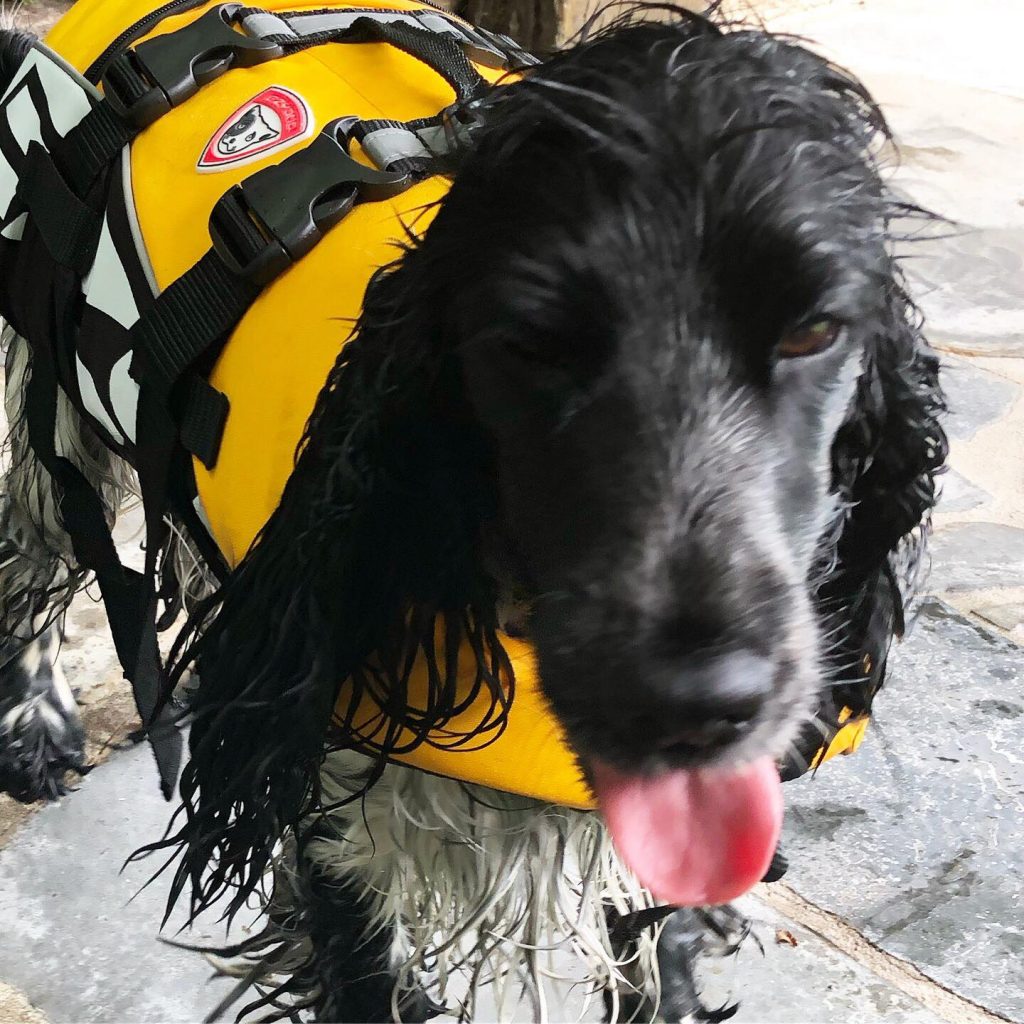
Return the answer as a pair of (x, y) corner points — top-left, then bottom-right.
(209, 117), (412, 287)
(102, 4), (284, 129)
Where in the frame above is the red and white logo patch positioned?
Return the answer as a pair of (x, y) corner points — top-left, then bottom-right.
(198, 87), (313, 172)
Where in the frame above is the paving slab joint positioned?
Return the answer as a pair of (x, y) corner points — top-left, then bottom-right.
(756, 883), (1018, 1024)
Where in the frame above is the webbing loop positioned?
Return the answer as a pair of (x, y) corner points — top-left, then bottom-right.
(17, 143), (102, 275)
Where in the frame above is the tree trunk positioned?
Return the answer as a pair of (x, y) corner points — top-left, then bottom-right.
(455, 0), (565, 53)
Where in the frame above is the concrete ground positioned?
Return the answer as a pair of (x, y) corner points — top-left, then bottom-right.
(1, 0), (1022, 1020)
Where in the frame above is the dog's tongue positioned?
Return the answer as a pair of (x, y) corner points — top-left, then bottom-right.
(590, 756), (783, 906)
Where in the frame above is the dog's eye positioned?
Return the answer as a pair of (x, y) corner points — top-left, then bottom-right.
(506, 339), (573, 372)
(778, 320), (842, 359)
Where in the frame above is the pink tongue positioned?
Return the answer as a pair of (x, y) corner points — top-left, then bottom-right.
(591, 756), (783, 906)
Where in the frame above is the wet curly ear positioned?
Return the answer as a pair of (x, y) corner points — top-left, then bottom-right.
(144, 246), (511, 923)
(815, 269), (947, 727)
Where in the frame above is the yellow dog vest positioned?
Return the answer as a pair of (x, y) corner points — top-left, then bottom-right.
(41, 0), (606, 808)
(13, 0), (866, 807)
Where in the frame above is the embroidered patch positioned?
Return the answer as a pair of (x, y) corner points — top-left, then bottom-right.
(198, 87), (313, 171)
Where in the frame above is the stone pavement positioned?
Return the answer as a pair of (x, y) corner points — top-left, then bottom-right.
(1, 0), (1022, 1021)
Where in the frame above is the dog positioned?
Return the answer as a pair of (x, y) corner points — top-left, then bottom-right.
(0, 5), (946, 1021)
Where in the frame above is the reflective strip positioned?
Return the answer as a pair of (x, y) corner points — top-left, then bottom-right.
(237, 6), (507, 63)
(120, 145), (159, 298)
(238, 10), (297, 37)
(357, 115), (473, 168)
(417, 118), (473, 152)
(359, 124), (434, 166)
(242, 8), (437, 37)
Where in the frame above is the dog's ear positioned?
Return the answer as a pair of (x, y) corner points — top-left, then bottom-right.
(154, 245), (510, 920)
(815, 266), (947, 726)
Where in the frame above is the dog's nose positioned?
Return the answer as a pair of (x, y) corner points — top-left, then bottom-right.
(649, 650), (773, 756)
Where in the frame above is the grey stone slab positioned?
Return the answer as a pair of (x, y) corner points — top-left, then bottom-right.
(908, 230), (1024, 357)
(470, 891), (943, 1024)
(705, 896), (942, 1024)
(780, 600), (1024, 1021)
(0, 742), (952, 1024)
(927, 522), (1024, 593)
(936, 468), (991, 515)
(0, 742), (245, 1024)
(939, 357), (1020, 443)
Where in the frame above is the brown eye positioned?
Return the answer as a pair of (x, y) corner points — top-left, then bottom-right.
(778, 319), (842, 359)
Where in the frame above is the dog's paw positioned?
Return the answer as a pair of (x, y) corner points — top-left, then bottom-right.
(0, 629), (89, 802)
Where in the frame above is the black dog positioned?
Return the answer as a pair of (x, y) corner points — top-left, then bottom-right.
(0, 8), (945, 1021)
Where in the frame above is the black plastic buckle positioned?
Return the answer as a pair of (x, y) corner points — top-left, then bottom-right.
(209, 117), (412, 287)
(102, 4), (284, 129)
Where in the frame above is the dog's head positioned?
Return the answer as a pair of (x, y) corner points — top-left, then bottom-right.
(171, 12), (945, 916)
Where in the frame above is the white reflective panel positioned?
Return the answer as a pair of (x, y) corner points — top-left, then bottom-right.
(1, 211), (27, 239)
(108, 349), (139, 444)
(0, 150), (18, 220)
(6, 86), (41, 154)
(82, 217), (140, 329)
(76, 354), (125, 447)
(33, 50), (93, 137)
(0, 50), (36, 103)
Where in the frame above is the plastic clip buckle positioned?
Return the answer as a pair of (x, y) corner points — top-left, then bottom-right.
(209, 117), (412, 287)
(103, 4), (284, 129)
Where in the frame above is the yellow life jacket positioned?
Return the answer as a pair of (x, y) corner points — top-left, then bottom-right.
(37, 0), (602, 808)
(6, 0), (867, 807)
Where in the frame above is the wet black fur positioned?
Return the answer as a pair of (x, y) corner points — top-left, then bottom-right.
(130, 6), (945, 1012)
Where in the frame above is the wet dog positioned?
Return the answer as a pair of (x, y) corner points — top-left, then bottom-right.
(0, 8), (945, 1020)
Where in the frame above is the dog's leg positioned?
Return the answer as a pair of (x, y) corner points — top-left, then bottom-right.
(0, 608), (86, 801)
(291, 844), (436, 1024)
(657, 906), (751, 1024)
(0, 326), (133, 800)
(225, 824), (434, 1023)
(215, 752), (433, 1023)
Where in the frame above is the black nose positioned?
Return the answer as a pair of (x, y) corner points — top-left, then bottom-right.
(645, 650), (774, 757)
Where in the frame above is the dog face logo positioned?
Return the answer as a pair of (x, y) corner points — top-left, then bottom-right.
(198, 87), (313, 172)
(217, 106), (279, 157)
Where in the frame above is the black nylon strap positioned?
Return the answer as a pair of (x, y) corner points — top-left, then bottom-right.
(179, 377), (230, 469)
(56, 100), (137, 196)
(130, 249), (260, 396)
(18, 143), (102, 276)
(20, 262), (182, 798)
